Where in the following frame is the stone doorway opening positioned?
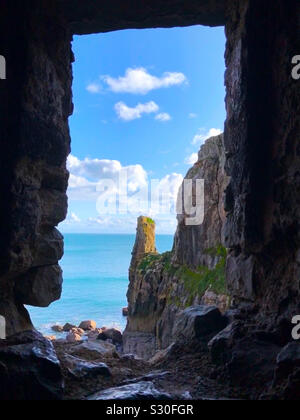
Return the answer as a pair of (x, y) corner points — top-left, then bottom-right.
(24, 25), (226, 341)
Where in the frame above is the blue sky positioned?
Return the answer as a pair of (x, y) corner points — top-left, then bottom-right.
(60, 25), (226, 234)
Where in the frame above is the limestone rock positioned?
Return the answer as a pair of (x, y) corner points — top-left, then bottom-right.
(202, 289), (230, 313)
(66, 331), (82, 343)
(173, 306), (227, 341)
(52, 325), (64, 333)
(70, 340), (118, 359)
(33, 228), (64, 267)
(45, 335), (57, 341)
(15, 265), (63, 307)
(0, 331), (63, 400)
(173, 134), (229, 269)
(87, 328), (103, 340)
(97, 328), (123, 345)
(225, 338), (280, 391)
(208, 321), (243, 365)
(123, 332), (156, 361)
(63, 323), (77, 332)
(274, 342), (300, 383)
(148, 343), (177, 365)
(79, 320), (97, 331)
(87, 381), (172, 400)
(124, 135), (229, 359)
(64, 355), (111, 379)
(130, 216), (157, 273)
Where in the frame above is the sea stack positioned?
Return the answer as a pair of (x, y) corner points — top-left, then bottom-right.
(129, 216), (157, 274)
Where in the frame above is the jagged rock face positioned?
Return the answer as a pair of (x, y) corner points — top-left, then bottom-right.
(0, 2), (73, 336)
(174, 134), (229, 269)
(223, 0), (300, 325)
(124, 137), (229, 358)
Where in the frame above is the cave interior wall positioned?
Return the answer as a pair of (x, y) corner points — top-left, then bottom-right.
(0, 0), (299, 336)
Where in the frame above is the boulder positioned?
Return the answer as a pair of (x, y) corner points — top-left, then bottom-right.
(148, 343), (176, 365)
(97, 328), (123, 345)
(225, 338), (280, 390)
(44, 335), (56, 341)
(208, 321), (243, 365)
(70, 340), (118, 359)
(122, 307), (129, 317)
(79, 320), (97, 331)
(0, 330), (63, 400)
(64, 355), (111, 379)
(87, 381), (172, 400)
(87, 328), (103, 340)
(66, 331), (82, 343)
(173, 306), (227, 341)
(52, 325), (64, 333)
(70, 327), (85, 336)
(274, 342), (300, 383)
(123, 332), (156, 360)
(63, 323), (77, 332)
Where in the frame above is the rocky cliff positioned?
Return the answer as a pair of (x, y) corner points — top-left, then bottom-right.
(124, 134), (230, 359)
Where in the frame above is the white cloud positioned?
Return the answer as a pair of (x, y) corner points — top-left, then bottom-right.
(115, 101), (159, 121)
(102, 67), (187, 95)
(70, 212), (81, 222)
(67, 155), (148, 200)
(189, 113), (197, 119)
(63, 154), (184, 233)
(192, 128), (222, 145)
(184, 153), (198, 165)
(155, 112), (171, 122)
(86, 83), (102, 94)
(63, 212), (81, 225)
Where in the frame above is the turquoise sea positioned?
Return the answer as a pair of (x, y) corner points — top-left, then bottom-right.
(28, 234), (173, 336)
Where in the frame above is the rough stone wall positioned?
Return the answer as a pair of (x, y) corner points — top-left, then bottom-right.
(0, 1), (73, 336)
(224, 0), (300, 326)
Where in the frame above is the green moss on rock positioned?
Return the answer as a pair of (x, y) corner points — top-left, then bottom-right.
(138, 253), (161, 273)
(137, 246), (228, 309)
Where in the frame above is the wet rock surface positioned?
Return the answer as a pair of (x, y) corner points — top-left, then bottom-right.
(88, 381), (173, 401)
(0, 331), (63, 400)
(64, 355), (111, 379)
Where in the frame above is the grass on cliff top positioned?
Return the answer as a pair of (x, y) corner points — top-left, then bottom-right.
(146, 217), (155, 225)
